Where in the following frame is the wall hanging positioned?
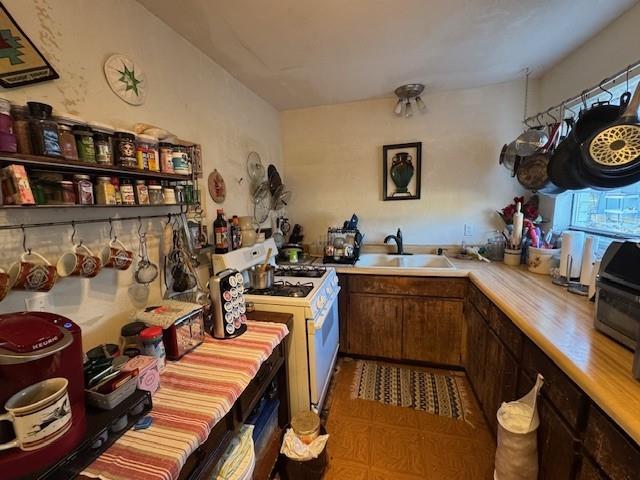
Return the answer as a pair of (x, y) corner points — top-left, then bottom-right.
(0, 2), (59, 87)
(104, 54), (147, 106)
(382, 142), (421, 201)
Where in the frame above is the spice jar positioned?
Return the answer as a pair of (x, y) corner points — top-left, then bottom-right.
(135, 179), (149, 205)
(120, 178), (135, 205)
(96, 176), (117, 205)
(146, 136), (159, 172)
(59, 180), (76, 204)
(135, 134), (150, 170)
(111, 177), (122, 204)
(159, 142), (174, 173)
(163, 186), (176, 204)
(10, 104), (31, 155)
(55, 114), (84, 160)
(0, 98), (16, 153)
(114, 130), (136, 168)
(89, 122), (114, 165)
(73, 174), (94, 205)
(172, 145), (189, 175)
(148, 184), (163, 205)
(73, 125), (96, 163)
(27, 101), (62, 157)
(174, 185), (184, 204)
(139, 326), (166, 371)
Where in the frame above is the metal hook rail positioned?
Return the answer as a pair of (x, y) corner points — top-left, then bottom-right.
(0, 212), (184, 232)
(524, 58), (640, 124)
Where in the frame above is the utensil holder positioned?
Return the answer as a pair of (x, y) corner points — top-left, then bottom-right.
(503, 248), (522, 266)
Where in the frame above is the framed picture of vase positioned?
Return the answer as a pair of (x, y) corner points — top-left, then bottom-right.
(382, 142), (421, 201)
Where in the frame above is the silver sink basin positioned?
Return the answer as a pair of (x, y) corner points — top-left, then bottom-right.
(356, 253), (455, 269)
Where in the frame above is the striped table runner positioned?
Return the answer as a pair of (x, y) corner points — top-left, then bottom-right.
(82, 321), (288, 480)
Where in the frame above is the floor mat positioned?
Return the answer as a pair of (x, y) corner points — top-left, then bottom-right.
(350, 359), (469, 421)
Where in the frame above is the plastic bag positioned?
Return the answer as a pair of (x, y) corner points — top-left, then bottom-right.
(494, 374), (544, 480)
(280, 428), (329, 461)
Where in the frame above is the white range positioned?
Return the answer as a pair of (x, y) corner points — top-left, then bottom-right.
(212, 239), (340, 416)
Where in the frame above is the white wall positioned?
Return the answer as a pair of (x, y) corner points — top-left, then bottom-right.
(282, 80), (527, 251)
(538, 2), (640, 108)
(0, 0), (281, 349)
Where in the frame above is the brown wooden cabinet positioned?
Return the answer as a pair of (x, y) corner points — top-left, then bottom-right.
(537, 395), (581, 479)
(347, 293), (403, 359)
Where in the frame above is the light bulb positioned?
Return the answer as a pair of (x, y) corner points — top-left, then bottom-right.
(394, 99), (403, 116)
(415, 96), (426, 112)
(404, 100), (413, 118)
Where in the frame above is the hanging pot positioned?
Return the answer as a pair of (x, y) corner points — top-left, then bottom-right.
(582, 83), (640, 176)
(515, 126), (548, 157)
(499, 141), (522, 177)
(517, 123), (565, 194)
(548, 118), (589, 190)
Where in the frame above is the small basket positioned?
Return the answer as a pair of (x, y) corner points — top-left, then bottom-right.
(86, 374), (138, 410)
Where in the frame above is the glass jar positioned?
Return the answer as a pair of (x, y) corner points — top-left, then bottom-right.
(172, 145), (189, 175)
(174, 185), (184, 204)
(0, 98), (16, 153)
(159, 142), (174, 173)
(148, 185), (163, 205)
(27, 102), (62, 157)
(59, 180), (76, 204)
(73, 125), (96, 163)
(89, 122), (114, 165)
(111, 177), (122, 204)
(162, 186), (176, 204)
(73, 174), (94, 205)
(10, 104), (31, 154)
(135, 134), (150, 170)
(55, 114), (84, 161)
(120, 178), (136, 205)
(114, 130), (136, 168)
(135, 179), (149, 205)
(139, 326), (166, 371)
(96, 176), (117, 205)
(146, 136), (159, 172)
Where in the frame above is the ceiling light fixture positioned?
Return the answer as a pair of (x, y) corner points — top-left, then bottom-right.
(394, 83), (426, 117)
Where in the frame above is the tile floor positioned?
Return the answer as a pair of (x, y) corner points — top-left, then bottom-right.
(323, 358), (496, 479)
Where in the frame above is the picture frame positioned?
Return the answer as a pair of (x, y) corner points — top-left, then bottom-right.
(383, 142), (422, 201)
(0, 2), (59, 88)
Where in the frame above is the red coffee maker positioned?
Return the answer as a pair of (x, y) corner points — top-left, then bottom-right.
(0, 312), (87, 479)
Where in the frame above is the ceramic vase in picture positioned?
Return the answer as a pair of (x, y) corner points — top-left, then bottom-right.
(390, 152), (414, 195)
(527, 247), (561, 275)
(503, 248), (522, 266)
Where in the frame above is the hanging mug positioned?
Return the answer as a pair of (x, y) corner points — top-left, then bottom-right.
(0, 268), (11, 301)
(57, 244), (102, 278)
(0, 378), (72, 452)
(100, 238), (134, 271)
(8, 251), (57, 292)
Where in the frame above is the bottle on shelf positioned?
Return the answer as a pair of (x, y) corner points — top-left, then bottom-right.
(214, 209), (230, 254)
(230, 215), (242, 250)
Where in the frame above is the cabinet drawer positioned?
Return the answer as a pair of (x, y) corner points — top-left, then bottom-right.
(349, 275), (466, 298)
(468, 283), (491, 318)
(488, 305), (523, 359)
(235, 345), (283, 422)
(521, 340), (587, 432)
(584, 405), (640, 480)
(537, 396), (581, 480)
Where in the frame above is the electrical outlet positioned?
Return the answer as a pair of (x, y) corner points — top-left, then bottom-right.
(464, 224), (473, 236)
(24, 292), (52, 312)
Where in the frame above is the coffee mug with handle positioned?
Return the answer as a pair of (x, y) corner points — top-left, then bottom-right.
(0, 267), (11, 301)
(57, 244), (102, 278)
(0, 377), (72, 452)
(8, 251), (57, 292)
(100, 238), (134, 271)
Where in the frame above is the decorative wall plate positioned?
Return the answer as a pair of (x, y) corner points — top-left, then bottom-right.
(208, 169), (226, 203)
(104, 54), (147, 106)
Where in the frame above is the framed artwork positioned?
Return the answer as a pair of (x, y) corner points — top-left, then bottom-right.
(104, 54), (148, 106)
(0, 2), (59, 88)
(383, 142), (422, 201)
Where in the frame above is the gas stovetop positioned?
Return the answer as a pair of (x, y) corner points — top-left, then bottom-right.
(245, 281), (314, 298)
(274, 265), (327, 278)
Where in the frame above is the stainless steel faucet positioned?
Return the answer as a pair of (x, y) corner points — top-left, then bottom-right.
(384, 228), (407, 255)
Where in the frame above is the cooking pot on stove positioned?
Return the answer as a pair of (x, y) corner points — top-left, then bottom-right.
(248, 265), (274, 290)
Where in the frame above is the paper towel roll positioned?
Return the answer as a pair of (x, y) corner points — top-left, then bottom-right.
(559, 231), (585, 279)
(580, 236), (595, 285)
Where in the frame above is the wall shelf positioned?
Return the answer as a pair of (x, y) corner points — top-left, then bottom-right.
(0, 203), (191, 209)
(0, 153), (192, 181)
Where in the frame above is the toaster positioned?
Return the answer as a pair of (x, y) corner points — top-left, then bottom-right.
(209, 269), (248, 339)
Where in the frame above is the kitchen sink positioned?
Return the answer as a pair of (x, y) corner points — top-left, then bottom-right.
(356, 253), (455, 269)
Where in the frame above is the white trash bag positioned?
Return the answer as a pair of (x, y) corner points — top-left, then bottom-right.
(494, 374), (544, 480)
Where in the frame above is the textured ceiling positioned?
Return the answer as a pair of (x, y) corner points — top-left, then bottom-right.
(138, 0), (637, 110)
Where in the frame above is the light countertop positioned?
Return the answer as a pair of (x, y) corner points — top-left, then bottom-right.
(334, 258), (640, 445)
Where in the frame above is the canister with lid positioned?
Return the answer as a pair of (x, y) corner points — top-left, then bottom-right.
(59, 180), (76, 204)
(73, 125), (96, 163)
(55, 114), (83, 160)
(163, 186), (176, 204)
(96, 176), (117, 205)
(120, 178), (136, 205)
(135, 179), (149, 205)
(73, 174), (94, 205)
(148, 184), (163, 204)
(145, 135), (159, 172)
(139, 326), (166, 371)
(89, 121), (114, 165)
(10, 104), (31, 154)
(135, 134), (151, 170)
(291, 410), (321, 444)
(159, 142), (174, 173)
(114, 130), (136, 168)
(172, 145), (189, 175)
(28, 101), (62, 157)
(0, 98), (16, 153)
